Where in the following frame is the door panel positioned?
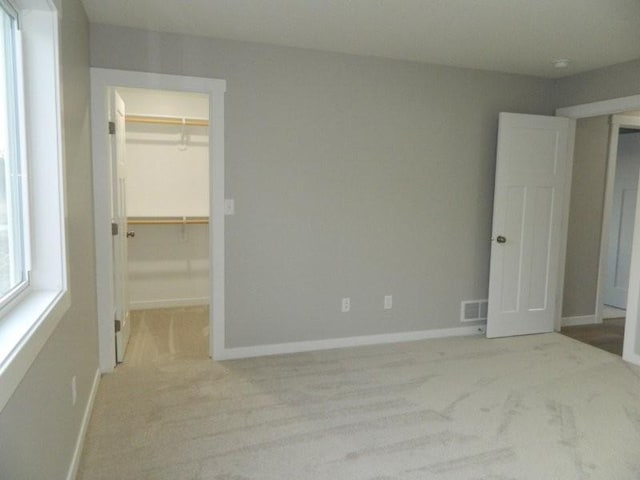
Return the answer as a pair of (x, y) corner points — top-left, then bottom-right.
(501, 186), (525, 313)
(487, 113), (572, 338)
(528, 186), (553, 310)
(110, 90), (130, 362)
(617, 190), (636, 287)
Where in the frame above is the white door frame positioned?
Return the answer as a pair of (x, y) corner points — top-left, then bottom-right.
(557, 94), (640, 366)
(90, 68), (226, 372)
(597, 115), (640, 321)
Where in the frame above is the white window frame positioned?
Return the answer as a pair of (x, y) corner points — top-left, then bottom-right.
(0, 0), (68, 412)
(0, 0), (30, 307)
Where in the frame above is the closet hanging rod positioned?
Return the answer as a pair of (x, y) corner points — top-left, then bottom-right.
(125, 114), (209, 127)
(127, 216), (209, 225)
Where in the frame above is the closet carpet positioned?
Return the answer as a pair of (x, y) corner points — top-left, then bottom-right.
(77, 311), (640, 480)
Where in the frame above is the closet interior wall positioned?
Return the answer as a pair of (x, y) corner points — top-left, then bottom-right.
(118, 87), (210, 309)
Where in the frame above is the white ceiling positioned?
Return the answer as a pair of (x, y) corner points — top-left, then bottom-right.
(81, 0), (640, 78)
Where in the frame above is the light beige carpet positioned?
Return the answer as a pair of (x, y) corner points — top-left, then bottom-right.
(78, 309), (640, 479)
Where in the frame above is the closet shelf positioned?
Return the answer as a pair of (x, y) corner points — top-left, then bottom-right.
(125, 114), (209, 127)
(128, 216), (209, 225)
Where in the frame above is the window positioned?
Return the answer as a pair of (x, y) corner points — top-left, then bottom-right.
(0, 0), (68, 412)
(0, 0), (28, 306)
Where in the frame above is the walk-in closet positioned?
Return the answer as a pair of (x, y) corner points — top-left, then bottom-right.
(118, 87), (211, 364)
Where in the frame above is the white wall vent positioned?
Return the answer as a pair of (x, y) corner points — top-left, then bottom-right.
(461, 300), (488, 322)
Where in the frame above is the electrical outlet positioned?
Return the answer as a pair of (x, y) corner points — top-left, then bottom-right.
(384, 295), (392, 310)
(71, 376), (77, 406)
(341, 297), (351, 313)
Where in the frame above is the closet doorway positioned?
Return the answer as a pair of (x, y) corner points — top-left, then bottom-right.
(119, 87), (211, 364)
(91, 69), (226, 373)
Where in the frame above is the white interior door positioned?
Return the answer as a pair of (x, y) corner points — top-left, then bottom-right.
(487, 113), (573, 338)
(110, 90), (131, 362)
(605, 132), (640, 309)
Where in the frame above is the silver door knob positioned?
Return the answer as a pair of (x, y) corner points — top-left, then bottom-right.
(496, 235), (506, 244)
(126, 231), (135, 238)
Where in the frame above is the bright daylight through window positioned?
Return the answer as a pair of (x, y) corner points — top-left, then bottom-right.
(0, 0), (27, 306)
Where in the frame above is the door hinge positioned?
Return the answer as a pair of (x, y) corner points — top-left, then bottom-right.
(115, 319), (121, 333)
(108, 121), (116, 135)
(111, 222), (119, 236)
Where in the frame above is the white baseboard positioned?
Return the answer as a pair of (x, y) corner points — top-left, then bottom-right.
(561, 315), (597, 327)
(216, 324), (486, 361)
(130, 297), (209, 310)
(66, 367), (100, 480)
(623, 350), (640, 366)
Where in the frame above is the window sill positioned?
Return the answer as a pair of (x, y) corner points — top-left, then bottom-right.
(0, 288), (70, 411)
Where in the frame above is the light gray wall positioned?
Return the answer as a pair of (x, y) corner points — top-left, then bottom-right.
(554, 58), (640, 108)
(0, 0), (98, 478)
(562, 115), (609, 318)
(90, 24), (556, 348)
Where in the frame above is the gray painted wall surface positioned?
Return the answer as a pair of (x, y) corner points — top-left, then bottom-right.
(0, 0), (98, 478)
(89, 24), (556, 348)
(562, 115), (609, 318)
(555, 58), (640, 108)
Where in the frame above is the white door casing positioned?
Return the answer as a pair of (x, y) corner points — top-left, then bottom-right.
(91, 69), (226, 372)
(110, 90), (131, 362)
(487, 113), (573, 338)
(604, 132), (640, 309)
(557, 96), (640, 366)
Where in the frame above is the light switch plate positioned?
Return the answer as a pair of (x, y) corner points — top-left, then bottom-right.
(224, 199), (235, 215)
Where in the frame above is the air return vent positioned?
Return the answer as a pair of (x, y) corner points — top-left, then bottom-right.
(461, 300), (488, 322)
